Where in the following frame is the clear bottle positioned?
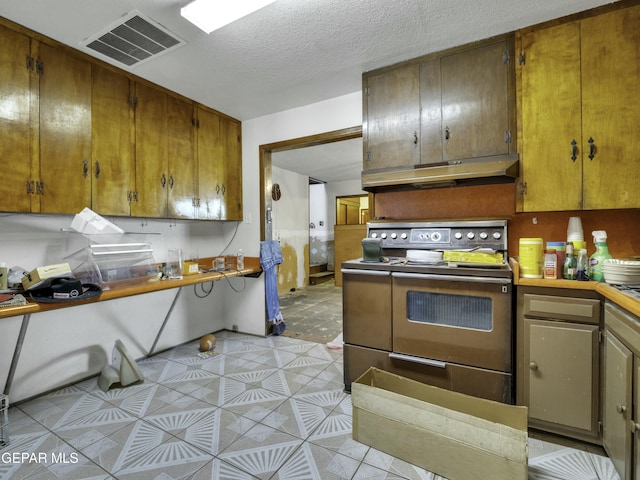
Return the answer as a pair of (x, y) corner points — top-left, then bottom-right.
(237, 249), (244, 270)
(563, 243), (578, 280)
(577, 249), (589, 281)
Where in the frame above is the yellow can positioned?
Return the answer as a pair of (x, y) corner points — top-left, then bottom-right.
(519, 238), (543, 278)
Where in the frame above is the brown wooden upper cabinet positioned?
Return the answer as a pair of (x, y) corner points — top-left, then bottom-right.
(0, 24), (33, 213)
(363, 34), (516, 172)
(517, 4), (640, 211)
(0, 17), (242, 221)
(0, 26), (92, 215)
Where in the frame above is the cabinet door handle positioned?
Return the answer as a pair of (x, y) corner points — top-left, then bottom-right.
(83, 159), (89, 178)
(161, 173), (167, 188)
(529, 362), (538, 371)
(413, 131), (418, 146)
(588, 137), (596, 160)
(444, 126), (450, 141)
(169, 175), (175, 189)
(616, 404), (626, 415)
(571, 140), (577, 162)
(95, 161), (101, 179)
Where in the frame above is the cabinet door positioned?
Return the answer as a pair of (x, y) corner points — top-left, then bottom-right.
(604, 330), (632, 480)
(441, 39), (512, 162)
(0, 25), (33, 212)
(419, 59), (443, 164)
(91, 65), (134, 216)
(167, 96), (196, 219)
(519, 22), (582, 211)
(196, 107), (222, 220)
(342, 270), (392, 351)
(38, 43), (91, 214)
(526, 319), (599, 434)
(363, 64), (420, 171)
(218, 116), (242, 221)
(132, 82), (168, 218)
(581, 5), (640, 210)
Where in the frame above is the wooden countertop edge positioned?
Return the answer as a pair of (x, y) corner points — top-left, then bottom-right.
(0, 257), (262, 319)
(511, 257), (640, 317)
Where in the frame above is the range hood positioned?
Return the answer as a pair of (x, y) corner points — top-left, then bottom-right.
(361, 154), (519, 191)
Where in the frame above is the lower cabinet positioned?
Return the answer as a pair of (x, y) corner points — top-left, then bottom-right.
(516, 287), (602, 443)
(603, 301), (640, 480)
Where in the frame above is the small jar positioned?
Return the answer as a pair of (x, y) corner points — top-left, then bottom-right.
(543, 249), (557, 279)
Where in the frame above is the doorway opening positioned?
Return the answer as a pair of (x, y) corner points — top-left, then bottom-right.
(259, 126), (362, 340)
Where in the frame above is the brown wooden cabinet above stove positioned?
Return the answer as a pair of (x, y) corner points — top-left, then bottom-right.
(361, 33), (518, 190)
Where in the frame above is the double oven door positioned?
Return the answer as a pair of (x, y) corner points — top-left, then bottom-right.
(391, 271), (513, 374)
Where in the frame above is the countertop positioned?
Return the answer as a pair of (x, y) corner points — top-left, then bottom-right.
(0, 257), (262, 319)
(510, 258), (640, 318)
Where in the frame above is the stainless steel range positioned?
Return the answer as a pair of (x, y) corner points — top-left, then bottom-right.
(341, 219), (514, 403)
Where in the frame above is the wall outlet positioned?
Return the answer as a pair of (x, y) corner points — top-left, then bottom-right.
(244, 213), (252, 224)
(232, 324), (239, 332)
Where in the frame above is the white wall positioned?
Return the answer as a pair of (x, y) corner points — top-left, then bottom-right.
(272, 166), (309, 288)
(0, 90), (361, 402)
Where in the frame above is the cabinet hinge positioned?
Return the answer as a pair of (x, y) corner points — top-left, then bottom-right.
(365, 151), (371, 162)
(127, 95), (138, 108)
(598, 421), (603, 434)
(502, 50), (510, 64)
(364, 87), (370, 96)
(504, 131), (512, 144)
(518, 52), (526, 65)
(599, 330), (604, 343)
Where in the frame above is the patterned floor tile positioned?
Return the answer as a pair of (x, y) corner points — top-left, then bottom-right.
(218, 423), (303, 480)
(113, 435), (212, 479)
(528, 448), (621, 480)
(186, 375), (249, 407)
(190, 457), (260, 479)
(221, 385), (288, 423)
(260, 397), (332, 439)
(144, 399), (217, 436)
(79, 419), (172, 474)
(177, 407), (257, 455)
(363, 447), (445, 480)
(307, 411), (369, 463)
(256, 369), (316, 397)
(273, 442), (360, 480)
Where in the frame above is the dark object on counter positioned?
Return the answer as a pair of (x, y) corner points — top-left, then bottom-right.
(362, 238), (382, 262)
(29, 277), (102, 303)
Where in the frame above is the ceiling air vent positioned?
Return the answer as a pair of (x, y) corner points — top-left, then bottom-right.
(81, 10), (186, 67)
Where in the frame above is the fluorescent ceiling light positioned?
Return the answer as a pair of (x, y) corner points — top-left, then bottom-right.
(181, 0), (277, 34)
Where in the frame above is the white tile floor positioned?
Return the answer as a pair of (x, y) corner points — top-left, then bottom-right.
(0, 331), (621, 479)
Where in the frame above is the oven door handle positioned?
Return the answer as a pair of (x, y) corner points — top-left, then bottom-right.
(341, 269), (391, 276)
(391, 271), (511, 285)
(389, 352), (446, 368)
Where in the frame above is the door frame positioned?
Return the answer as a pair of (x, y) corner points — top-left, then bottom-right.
(259, 126), (362, 241)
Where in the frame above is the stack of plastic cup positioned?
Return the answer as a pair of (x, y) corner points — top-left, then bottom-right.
(567, 217), (586, 251)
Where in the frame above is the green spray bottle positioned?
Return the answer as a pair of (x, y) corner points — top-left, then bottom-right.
(589, 231), (612, 282)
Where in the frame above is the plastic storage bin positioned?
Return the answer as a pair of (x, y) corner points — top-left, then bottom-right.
(64, 232), (159, 289)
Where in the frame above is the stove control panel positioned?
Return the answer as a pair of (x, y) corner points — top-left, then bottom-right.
(367, 221), (507, 252)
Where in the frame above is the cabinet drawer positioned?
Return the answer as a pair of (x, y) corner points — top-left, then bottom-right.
(524, 294), (600, 323)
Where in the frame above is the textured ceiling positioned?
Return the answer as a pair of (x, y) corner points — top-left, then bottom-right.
(0, 0), (617, 121)
(0, 0), (618, 182)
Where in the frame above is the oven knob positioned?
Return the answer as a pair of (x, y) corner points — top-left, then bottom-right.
(391, 233), (397, 239)
(401, 233), (407, 239)
(431, 231), (441, 241)
(467, 232), (475, 240)
(454, 232), (463, 240)
(371, 233), (378, 238)
(381, 233), (387, 239)
(492, 232), (502, 240)
(480, 232), (488, 240)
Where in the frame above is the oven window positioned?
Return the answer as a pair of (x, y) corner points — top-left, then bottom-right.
(406, 291), (492, 331)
